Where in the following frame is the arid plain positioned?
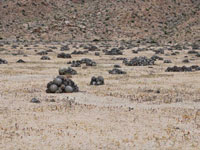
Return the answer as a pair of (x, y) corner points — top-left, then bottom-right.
(0, 41), (200, 149)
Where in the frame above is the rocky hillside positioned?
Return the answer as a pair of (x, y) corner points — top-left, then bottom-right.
(0, 0), (200, 43)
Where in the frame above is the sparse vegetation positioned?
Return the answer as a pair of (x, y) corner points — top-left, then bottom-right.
(0, 0), (200, 149)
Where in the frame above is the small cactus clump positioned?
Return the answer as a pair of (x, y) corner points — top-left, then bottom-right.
(46, 76), (79, 93)
(90, 76), (104, 86)
(59, 67), (77, 75)
(41, 56), (51, 60)
(0, 58), (8, 64)
(16, 59), (26, 63)
(108, 68), (126, 74)
(57, 52), (71, 58)
(123, 56), (155, 66)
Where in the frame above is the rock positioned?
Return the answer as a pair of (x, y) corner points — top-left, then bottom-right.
(108, 68), (126, 74)
(123, 56), (155, 66)
(16, 59), (25, 63)
(57, 53), (71, 58)
(0, 58), (8, 64)
(90, 76), (104, 85)
(41, 56), (50, 60)
(59, 67), (77, 75)
(30, 98), (40, 103)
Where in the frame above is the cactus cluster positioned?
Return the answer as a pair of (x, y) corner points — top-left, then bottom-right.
(46, 76), (79, 93)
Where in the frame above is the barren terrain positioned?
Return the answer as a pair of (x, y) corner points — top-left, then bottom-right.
(0, 0), (200, 42)
(0, 0), (200, 149)
(0, 40), (200, 149)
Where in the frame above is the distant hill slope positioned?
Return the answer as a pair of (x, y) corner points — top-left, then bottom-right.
(0, 0), (199, 43)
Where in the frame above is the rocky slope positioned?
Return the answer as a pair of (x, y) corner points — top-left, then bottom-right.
(0, 0), (200, 43)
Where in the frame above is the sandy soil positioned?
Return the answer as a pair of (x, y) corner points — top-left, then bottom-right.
(0, 42), (200, 149)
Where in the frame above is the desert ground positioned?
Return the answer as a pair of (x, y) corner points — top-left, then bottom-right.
(0, 41), (200, 150)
